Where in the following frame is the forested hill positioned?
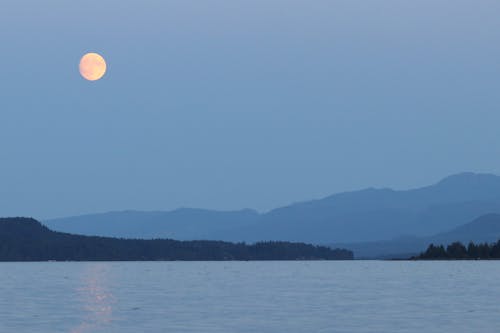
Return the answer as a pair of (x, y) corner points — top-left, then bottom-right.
(0, 218), (352, 261)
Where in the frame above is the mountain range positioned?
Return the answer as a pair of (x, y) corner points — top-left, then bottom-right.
(43, 172), (500, 257)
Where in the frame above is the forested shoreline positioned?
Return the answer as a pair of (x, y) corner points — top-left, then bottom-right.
(0, 218), (353, 261)
(414, 240), (500, 260)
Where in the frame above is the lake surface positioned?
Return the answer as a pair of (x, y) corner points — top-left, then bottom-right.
(1, 261), (499, 332)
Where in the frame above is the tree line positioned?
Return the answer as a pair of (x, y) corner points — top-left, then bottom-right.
(415, 240), (500, 260)
(0, 218), (353, 261)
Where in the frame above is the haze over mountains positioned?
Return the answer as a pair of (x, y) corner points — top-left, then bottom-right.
(44, 173), (500, 253)
(334, 214), (500, 259)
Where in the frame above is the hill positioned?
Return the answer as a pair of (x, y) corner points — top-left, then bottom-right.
(44, 172), (500, 244)
(0, 218), (352, 261)
(430, 213), (500, 244)
(337, 214), (500, 259)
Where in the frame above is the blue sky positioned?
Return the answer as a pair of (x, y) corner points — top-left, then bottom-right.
(1, 1), (500, 218)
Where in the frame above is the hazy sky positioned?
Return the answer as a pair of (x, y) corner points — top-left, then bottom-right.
(2, 1), (500, 218)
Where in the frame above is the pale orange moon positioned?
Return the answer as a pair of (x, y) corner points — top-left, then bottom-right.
(79, 53), (107, 81)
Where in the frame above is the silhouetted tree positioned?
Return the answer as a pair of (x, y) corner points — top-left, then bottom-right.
(446, 242), (468, 259)
(467, 242), (479, 259)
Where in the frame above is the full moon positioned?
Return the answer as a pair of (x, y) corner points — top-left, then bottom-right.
(79, 53), (107, 81)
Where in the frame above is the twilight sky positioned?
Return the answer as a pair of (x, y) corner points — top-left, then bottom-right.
(1, 0), (500, 219)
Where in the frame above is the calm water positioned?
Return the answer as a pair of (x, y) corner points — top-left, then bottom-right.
(1, 261), (499, 332)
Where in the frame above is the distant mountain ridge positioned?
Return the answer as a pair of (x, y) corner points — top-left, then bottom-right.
(334, 214), (500, 259)
(46, 208), (259, 240)
(44, 172), (500, 244)
(432, 213), (500, 244)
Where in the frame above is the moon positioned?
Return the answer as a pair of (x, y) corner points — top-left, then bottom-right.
(79, 53), (107, 81)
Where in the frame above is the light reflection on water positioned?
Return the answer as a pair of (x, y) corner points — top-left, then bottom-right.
(71, 264), (115, 333)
